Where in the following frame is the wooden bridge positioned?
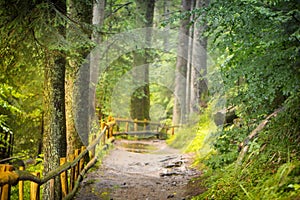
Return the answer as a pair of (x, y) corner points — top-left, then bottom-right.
(0, 117), (179, 200)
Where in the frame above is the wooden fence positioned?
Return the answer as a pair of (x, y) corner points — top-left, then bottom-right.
(113, 118), (179, 137)
(0, 120), (116, 200)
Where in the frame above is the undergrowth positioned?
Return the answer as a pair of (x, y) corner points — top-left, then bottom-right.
(168, 98), (300, 199)
(192, 99), (300, 199)
(167, 105), (216, 159)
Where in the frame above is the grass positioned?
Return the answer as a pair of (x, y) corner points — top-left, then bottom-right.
(167, 105), (218, 168)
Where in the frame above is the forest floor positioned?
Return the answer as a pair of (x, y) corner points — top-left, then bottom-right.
(74, 139), (205, 200)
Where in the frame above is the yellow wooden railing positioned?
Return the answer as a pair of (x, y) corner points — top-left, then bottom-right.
(0, 119), (116, 200)
(114, 118), (179, 136)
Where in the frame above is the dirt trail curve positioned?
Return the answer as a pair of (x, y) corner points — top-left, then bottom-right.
(75, 139), (203, 200)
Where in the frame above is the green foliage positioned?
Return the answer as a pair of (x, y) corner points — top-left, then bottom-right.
(203, 127), (245, 169)
(167, 103), (217, 160)
(202, 0), (300, 119)
(194, 159), (300, 200)
(185, 0), (300, 199)
(195, 105), (300, 199)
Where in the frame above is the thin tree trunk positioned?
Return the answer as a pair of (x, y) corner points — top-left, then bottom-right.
(130, 0), (155, 122)
(173, 0), (191, 125)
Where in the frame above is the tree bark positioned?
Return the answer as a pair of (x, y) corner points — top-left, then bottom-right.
(186, 0), (196, 120)
(66, 0), (92, 154)
(42, 1), (67, 199)
(163, 0), (171, 50)
(130, 0), (155, 122)
(90, 0), (106, 127)
(43, 56), (66, 200)
(173, 0), (192, 125)
(190, 0), (209, 115)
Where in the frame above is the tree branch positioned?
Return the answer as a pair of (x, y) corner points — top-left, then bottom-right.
(236, 107), (284, 165)
(105, 2), (133, 18)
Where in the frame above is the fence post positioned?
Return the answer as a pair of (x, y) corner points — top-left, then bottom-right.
(90, 135), (96, 159)
(60, 158), (68, 197)
(74, 149), (80, 181)
(69, 154), (75, 191)
(106, 125), (109, 139)
(101, 122), (106, 145)
(19, 166), (25, 200)
(79, 146), (86, 172)
(49, 178), (55, 200)
(109, 125), (113, 138)
(143, 119), (147, 131)
(134, 119), (138, 131)
(30, 172), (40, 200)
(125, 121), (129, 132)
(0, 164), (13, 200)
(116, 120), (120, 132)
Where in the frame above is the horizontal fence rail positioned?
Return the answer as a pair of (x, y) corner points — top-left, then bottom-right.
(114, 118), (179, 137)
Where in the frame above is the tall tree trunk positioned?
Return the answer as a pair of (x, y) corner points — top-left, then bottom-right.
(90, 0), (106, 126)
(190, 0), (209, 115)
(130, 0), (155, 122)
(43, 56), (66, 200)
(66, 0), (92, 154)
(42, 1), (67, 199)
(163, 0), (171, 50)
(173, 0), (192, 125)
(186, 0), (196, 120)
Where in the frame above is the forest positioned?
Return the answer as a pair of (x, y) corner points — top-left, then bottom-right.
(0, 0), (299, 199)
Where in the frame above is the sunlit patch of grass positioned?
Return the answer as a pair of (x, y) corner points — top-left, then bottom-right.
(167, 103), (217, 162)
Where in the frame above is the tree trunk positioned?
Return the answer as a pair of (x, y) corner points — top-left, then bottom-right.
(130, 0), (155, 122)
(43, 56), (66, 200)
(163, 0), (171, 50)
(42, 1), (67, 199)
(190, 0), (209, 115)
(66, 0), (92, 154)
(173, 0), (192, 125)
(90, 0), (106, 128)
(186, 0), (196, 120)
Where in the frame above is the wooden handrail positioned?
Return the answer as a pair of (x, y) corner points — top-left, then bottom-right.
(2, 126), (106, 186)
(113, 117), (180, 136)
(0, 121), (113, 200)
(114, 118), (161, 125)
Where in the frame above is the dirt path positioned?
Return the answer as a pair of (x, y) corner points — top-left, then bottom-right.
(75, 139), (202, 200)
